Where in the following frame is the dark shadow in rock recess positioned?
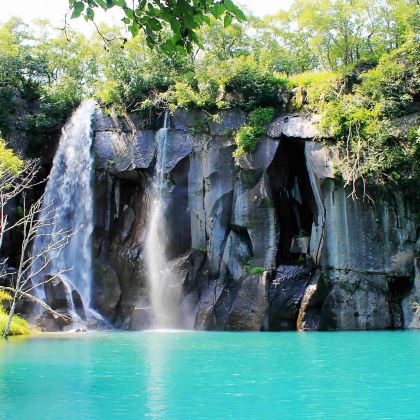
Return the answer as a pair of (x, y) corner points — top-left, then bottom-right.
(268, 138), (316, 264)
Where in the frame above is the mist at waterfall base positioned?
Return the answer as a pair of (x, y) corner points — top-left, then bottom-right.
(144, 112), (191, 329)
(1, 330), (420, 418)
(31, 99), (100, 326)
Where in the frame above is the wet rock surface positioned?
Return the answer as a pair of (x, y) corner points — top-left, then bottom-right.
(90, 107), (420, 331)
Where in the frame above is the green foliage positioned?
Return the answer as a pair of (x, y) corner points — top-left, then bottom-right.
(0, 291), (12, 302)
(316, 37), (420, 186)
(289, 71), (342, 109)
(247, 107), (277, 129)
(0, 138), (23, 176)
(0, 1), (418, 187)
(0, 19), (99, 156)
(250, 267), (265, 275)
(224, 58), (288, 109)
(70, 0), (245, 54)
(234, 107), (275, 157)
(0, 306), (30, 336)
(0, 291), (30, 336)
(242, 257), (253, 271)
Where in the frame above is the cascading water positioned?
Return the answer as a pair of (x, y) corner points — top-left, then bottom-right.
(145, 112), (182, 328)
(31, 99), (99, 323)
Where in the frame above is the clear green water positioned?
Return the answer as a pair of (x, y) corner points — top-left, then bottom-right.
(1, 331), (419, 419)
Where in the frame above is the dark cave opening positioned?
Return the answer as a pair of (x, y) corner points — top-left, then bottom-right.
(268, 138), (317, 265)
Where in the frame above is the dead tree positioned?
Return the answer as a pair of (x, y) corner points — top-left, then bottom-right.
(2, 195), (78, 338)
(0, 159), (39, 251)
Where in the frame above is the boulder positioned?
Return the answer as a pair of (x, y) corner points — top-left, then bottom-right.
(44, 276), (71, 311)
(42, 275), (85, 329)
(92, 265), (121, 320)
(268, 265), (312, 330)
(226, 273), (268, 330)
(268, 114), (319, 139)
(319, 270), (394, 330)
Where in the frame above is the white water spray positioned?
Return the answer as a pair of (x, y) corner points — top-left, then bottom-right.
(145, 112), (182, 328)
(31, 99), (98, 322)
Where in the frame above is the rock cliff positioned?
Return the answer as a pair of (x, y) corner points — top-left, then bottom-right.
(91, 108), (420, 331)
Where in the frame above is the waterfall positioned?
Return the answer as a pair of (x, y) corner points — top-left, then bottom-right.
(145, 112), (181, 328)
(31, 99), (98, 323)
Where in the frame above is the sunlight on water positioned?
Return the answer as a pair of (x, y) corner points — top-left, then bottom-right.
(1, 331), (420, 419)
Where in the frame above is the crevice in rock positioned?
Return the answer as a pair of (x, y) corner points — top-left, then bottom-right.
(388, 275), (414, 328)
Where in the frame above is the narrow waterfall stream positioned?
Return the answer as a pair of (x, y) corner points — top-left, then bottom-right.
(145, 112), (181, 328)
(31, 99), (99, 324)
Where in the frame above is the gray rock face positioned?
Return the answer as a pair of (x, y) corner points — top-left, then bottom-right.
(232, 173), (278, 268)
(302, 140), (419, 330)
(94, 130), (156, 172)
(93, 108), (146, 132)
(172, 109), (207, 130)
(320, 181), (417, 275)
(90, 106), (419, 332)
(207, 109), (246, 135)
(236, 138), (280, 172)
(402, 257), (420, 328)
(226, 273), (268, 330)
(268, 114), (319, 139)
(92, 264), (121, 320)
(162, 130), (193, 173)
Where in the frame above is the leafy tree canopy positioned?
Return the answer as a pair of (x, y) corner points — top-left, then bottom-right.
(68, 0), (246, 53)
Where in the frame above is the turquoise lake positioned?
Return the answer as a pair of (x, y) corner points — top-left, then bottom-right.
(1, 331), (419, 419)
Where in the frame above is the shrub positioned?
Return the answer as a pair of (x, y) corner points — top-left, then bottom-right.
(0, 297), (30, 336)
(0, 139), (23, 176)
(225, 59), (288, 109)
(0, 291), (12, 302)
(316, 38), (420, 187)
(234, 107), (275, 157)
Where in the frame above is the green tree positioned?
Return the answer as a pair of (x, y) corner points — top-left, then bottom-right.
(68, 0), (246, 53)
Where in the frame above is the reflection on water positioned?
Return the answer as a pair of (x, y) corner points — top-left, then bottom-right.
(144, 333), (169, 417)
(1, 331), (420, 419)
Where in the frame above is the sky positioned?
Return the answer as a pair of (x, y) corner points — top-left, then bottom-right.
(1, 0), (294, 34)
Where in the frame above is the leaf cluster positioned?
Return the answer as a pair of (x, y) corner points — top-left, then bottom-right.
(69, 0), (246, 54)
(233, 107), (275, 157)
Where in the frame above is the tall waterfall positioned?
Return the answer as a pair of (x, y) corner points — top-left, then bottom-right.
(145, 112), (181, 328)
(32, 99), (97, 322)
